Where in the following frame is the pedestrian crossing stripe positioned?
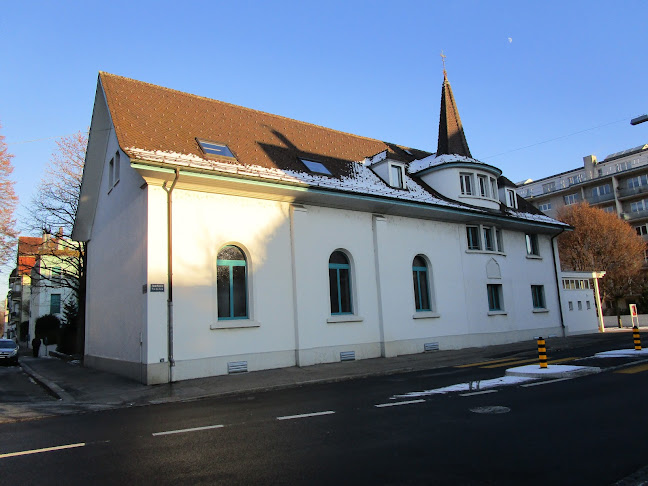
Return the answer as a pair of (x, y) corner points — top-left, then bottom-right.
(614, 363), (648, 374)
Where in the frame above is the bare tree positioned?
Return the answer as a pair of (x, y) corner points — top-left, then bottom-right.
(29, 131), (87, 354)
(557, 202), (646, 318)
(0, 120), (18, 265)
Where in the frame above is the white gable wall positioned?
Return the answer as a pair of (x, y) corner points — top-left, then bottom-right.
(84, 128), (148, 381)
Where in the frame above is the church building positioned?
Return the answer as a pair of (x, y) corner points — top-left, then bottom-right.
(73, 71), (569, 384)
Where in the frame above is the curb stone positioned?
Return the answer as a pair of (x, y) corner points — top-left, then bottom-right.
(19, 361), (75, 403)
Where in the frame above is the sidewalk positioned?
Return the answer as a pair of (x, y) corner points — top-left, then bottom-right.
(18, 329), (646, 411)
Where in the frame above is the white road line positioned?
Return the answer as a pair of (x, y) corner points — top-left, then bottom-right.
(0, 443), (85, 459)
(277, 411), (336, 421)
(152, 424), (224, 436)
(459, 389), (498, 397)
(521, 377), (572, 388)
(375, 399), (426, 408)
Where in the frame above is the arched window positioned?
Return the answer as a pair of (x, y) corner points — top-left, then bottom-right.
(329, 251), (352, 315)
(217, 245), (247, 319)
(412, 255), (431, 311)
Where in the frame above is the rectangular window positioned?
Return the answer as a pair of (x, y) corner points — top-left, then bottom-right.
(108, 158), (114, 188)
(301, 159), (332, 175)
(460, 173), (473, 195)
(50, 294), (61, 315)
(466, 226), (481, 250)
(568, 301), (574, 311)
(578, 301), (583, 311)
(564, 193), (578, 205)
(197, 139), (235, 158)
(487, 284), (503, 312)
(495, 229), (503, 253)
(591, 184), (611, 197)
(602, 206), (616, 213)
(636, 224), (648, 236)
(506, 189), (517, 208)
(586, 301), (591, 310)
(483, 227), (494, 251)
(631, 199), (648, 213)
(390, 164), (404, 188)
(525, 234), (540, 256)
(478, 175), (489, 197)
(531, 285), (546, 309)
(542, 182), (556, 194)
(490, 178), (498, 199)
(538, 203), (552, 211)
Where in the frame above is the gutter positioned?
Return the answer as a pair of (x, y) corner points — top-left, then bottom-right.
(130, 161), (569, 233)
(162, 168), (180, 383)
(551, 229), (567, 336)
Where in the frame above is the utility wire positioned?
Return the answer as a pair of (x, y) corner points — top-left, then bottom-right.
(482, 116), (633, 160)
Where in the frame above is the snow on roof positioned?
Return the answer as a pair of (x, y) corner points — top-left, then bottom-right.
(409, 153), (498, 175)
(128, 147), (569, 228)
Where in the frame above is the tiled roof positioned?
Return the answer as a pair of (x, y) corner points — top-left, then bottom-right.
(100, 73), (431, 179)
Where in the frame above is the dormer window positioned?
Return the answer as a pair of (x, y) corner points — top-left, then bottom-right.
(389, 163), (405, 188)
(478, 175), (489, 198)
(301, 159), (332, 175)
(460, 173), (474, 195)
(506, 189), (517, 208)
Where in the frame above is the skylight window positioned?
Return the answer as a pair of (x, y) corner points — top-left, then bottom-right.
(301, 159), (331, 175)
(197, 139), (235, 158)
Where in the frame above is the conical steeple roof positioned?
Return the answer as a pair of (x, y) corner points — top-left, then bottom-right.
(436, 71), (472, 158)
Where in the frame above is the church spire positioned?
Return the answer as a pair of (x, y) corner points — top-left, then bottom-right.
(436, 59), (472, 158)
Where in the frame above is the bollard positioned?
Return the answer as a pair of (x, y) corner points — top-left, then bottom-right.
(537, 337), (548, 368)
(633, 326), (642, 351)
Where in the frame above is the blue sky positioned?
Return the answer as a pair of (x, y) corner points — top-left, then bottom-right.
(1, 0), (647, 237)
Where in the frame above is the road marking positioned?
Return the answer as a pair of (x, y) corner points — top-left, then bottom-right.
(460, 389), (498, 397)
(375, 399), (426, 408)
(455, 357), (522, 368)
(547, 357), (579, 364)
(521, 377), (572, 387)
(0, 443), (85, 459)
(615, 363), (648, 374)
(152, 424), (224, 436)
(277, 411), (335, 421)
(481, 358), (539, 369)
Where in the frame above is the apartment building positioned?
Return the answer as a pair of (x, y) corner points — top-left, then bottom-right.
(517, 144), (648, 241)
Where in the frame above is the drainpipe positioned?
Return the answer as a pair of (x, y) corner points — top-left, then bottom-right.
(163, 169), (180, 383)
(551, 229), (566, 337)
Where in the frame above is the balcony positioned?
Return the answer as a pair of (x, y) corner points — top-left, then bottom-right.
(586, 192), (615, 205)
(623, 209), (648, 221)
(617, 185), (648, 199)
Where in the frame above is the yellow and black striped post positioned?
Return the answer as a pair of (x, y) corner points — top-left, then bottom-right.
(633, 326), (642, 351)
(537, 337), (548, 368)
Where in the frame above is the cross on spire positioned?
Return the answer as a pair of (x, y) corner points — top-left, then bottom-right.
(440, 51), (447, 74)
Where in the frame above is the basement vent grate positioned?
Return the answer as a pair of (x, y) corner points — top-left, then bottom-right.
(227, 361), (248, 374)
(340, 351), (356, 362)
(424, 342), (440, 352)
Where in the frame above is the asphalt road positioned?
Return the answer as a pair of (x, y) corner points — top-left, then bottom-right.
(1, 352), (647, 485)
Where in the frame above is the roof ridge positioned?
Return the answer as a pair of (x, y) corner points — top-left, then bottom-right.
(99, 72), (410, 153)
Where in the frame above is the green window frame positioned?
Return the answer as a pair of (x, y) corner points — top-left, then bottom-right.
(50, 294), (61, 314)
(531, 285), (546, 309)
(487, 284), (503, 312)
(412, 256), (431, 311)
(217, 245), (248, 320)
(329, 251), (352, 315)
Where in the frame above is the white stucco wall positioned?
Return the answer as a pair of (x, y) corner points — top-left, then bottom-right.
(374, 216), (562, 356)
(144, 188), (297, 382)
(291, 205), (382, 365)
(84, 128), (148, 380)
